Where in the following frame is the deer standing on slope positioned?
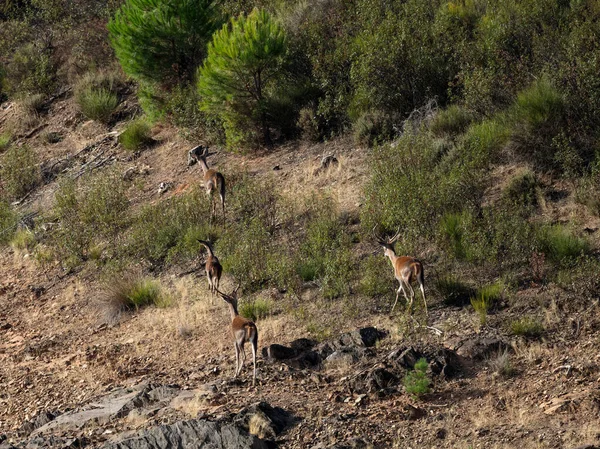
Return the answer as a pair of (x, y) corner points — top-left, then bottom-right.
(375, 229), (427, 315)
(216, 285), (258, 386)
(188, 145), (225, 221)
(197, 239), (222, 296)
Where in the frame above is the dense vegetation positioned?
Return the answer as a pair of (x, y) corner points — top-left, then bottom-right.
(0, 0), (599, 326)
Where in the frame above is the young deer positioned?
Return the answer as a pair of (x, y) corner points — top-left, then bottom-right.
(197, 239), (222, 295)
(188, 145), (225, 220)
(216, 285), (258, 386)
(375, 229), (427, 315)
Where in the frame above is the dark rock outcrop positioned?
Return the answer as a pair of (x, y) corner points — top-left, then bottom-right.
(103, 419), (272, 449)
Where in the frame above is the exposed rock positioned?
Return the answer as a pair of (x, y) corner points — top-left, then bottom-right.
(454, 337), (511, 360)
(263, 344), (298, 361)
(18, 411), (57, 436)
(32, 384), (181, 436)
(428, 348), (463, 378)
(103, 419), (271, 449)
(324, 347), (362, 369)
(233, 402), (295, 440)
(389, 347), (423, 370)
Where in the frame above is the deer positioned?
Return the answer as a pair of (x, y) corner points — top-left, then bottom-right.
(197, 239), (222, 296)
(215, 284), (258, 386)
(188, 145), (225, 220)
(375, 228), (427, 315)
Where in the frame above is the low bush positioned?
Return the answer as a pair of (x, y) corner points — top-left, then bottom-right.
(52, 171), (129, 262)
(487, 349), (515, 377)
(430, 105), (474, 138)
(101, 273), (170, 321)
(0, 201), (18, 245)
(502, 170), (540, 212)
(471, 281), (504, 325)
(127, 186), (213, 265)
(537, 225), (589, 264)
(510, 316), (544, 338)
(296, 203), (354, 299)
(20, 93), (46, 115)
(0, 145), (41, 200)
(76, 87), (118, 123)
(403, 358), (431, 398)
(6, 43), (57, 95)
(119, 118), (153, 151)
(353, 110), (399, 147)
(0, 132), (11, 152)
(75, 71), (121, 123)
(357, 255), (392, 297)
(238, 298), (271, 321)
(10, 229), (36, 251)
(435, 275), (475, 306)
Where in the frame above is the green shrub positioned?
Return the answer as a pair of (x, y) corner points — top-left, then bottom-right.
(439, 211), (471, 260)
(435, 275), (475, 307)
(128, 186), (213, 265)
(198, 8), (288, 148)
(296, 204), (354, 299)
(238, 298), (271, 321)
(119, 118), (153, 151)
(10, 229), (36, 251)
(513, 78), (564, 128)
(101, 274), (169, 318)
(470, 281), (503, 325)
(0, 201), (18, 245)
(461, 119), (511, 167)
(0, 145), (41, 200)
(0, 132), (11, 152)
(510, 316), (544, 338)
(6, 43), (57, 95)
(537, 224), (589, 264)
(576, 159), (600, 216)
(403, 357), (431, 398)
(353, 110), (399, 147)
(52, 172), (129, 262)
(76, 87), (118, 123)
(502, 171), (540, 212)
(357, 255), (392, 297)
(430, 105), (474, 138)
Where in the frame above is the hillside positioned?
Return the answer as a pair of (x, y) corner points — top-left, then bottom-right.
(2, 0), (600, 448)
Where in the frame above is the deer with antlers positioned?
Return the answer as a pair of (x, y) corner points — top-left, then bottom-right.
(215, 284), (258, 386)
(197, 239), (222, 296)
(375, 228), (427, 315)
(188, 145), (225, 220)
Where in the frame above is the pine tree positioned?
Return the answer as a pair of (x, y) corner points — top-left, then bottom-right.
(197, 8), (287, 148)
(108, 0), (221, 88)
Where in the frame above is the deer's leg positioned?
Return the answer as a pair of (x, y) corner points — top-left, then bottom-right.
(251, 339), (257, 387)
(237, 340), (246, 375)
(420, 283), (427, 315)
(392, 280), (403, 313)
(233, 340), (240, 378)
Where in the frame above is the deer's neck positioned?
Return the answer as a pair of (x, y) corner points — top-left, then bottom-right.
(385, 250), (398, 266)
(227, 302), (238, 320)
(198, 158), (210, 174)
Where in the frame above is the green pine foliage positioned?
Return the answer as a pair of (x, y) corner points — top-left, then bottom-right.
(198, 8), (287, 148)
(108, 0), (222, 87)
(403, 358), (431, 398)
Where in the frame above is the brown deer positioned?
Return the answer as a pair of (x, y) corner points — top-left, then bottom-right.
(216, 284), (258, 386)
(188, 145), (225, 220)
(197, 239), (222, 296)
(375, 228), (427, 315)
